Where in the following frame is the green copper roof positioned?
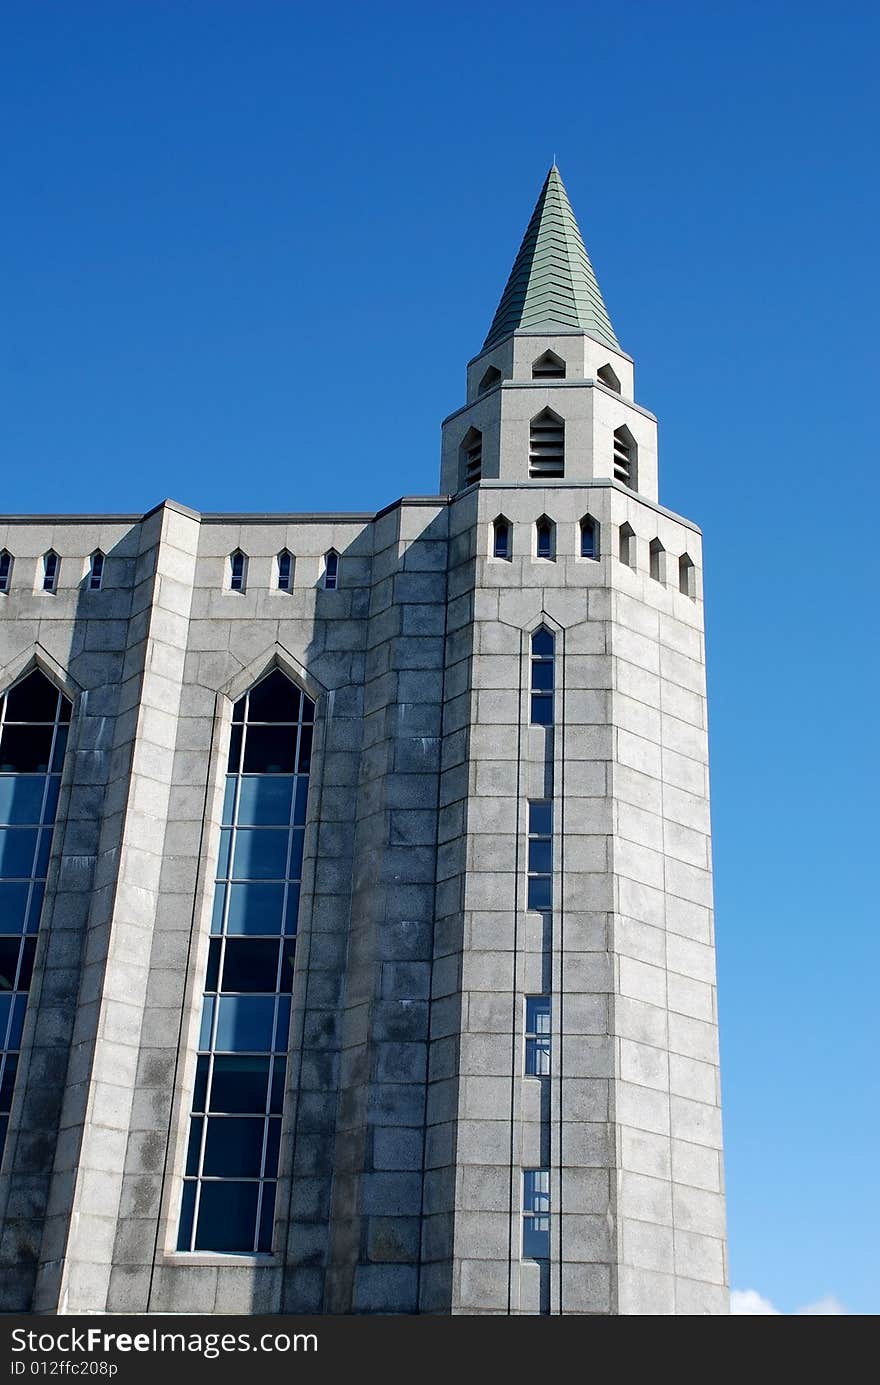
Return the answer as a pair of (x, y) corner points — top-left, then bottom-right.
(483, 166), (620, 352)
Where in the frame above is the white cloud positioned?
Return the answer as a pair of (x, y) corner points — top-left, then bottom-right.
(731, 1288), (849, 1315)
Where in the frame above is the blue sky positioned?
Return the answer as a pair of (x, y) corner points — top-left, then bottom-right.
(2, 1), (878, 1313)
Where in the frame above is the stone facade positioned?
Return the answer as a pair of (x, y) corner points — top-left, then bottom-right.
(0, 168), (728, 1314)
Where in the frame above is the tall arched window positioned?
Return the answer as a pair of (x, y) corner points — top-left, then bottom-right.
(0, 552), (12, 594)
(88, 551), (105, 592)
(0, 669), (71, 1157)
(177, 668), (314, 1254)
(277, 551), (293, 592)
(492, 516), (511, 560)
(530, 627), (554, 725)
(535, 517), (555, 561)
(613, 427), (636, 489)
(229, 550), (247, 593)
(529, 409), (564, 478)
(679, 553), (696, 599)
(323, 550), (339, 590)
(580, 516), (599, 560)
(42, 552), (59, 594)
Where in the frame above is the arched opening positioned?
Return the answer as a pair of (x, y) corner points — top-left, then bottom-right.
(649, 538), (665, 583)
(679, 553), (696, 599)
(492, 516), (511, 560)
(277, 551), (294, 592)
(580, 515), (599, 560)
(478, 365), (502, 394)
(532, 350), (566, 380)
(323, 550), (339, 590)
(529, 409), (565, 478)
(88, 551), (105, 591)
(535, 516), (555, 561)
(177, 666), (315, 1254)
(460, 426), (483, 487)
(619, 522), (636, 568)
(613, 426), (637, 490)
(0, 551), (12, 594)
(0, 668), (72, 1158)
(597, 363), (621, 393)
(229, 549), (247, 593)
(42, 551), (59, 593)
(530, 627), (555, 726)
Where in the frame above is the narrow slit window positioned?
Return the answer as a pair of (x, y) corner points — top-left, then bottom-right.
(527, 800), (552, 910)
(529, 409), (564, 479)
(42, 552), (59, 593)
(613, 427), (636, 489)
(525, 997), (551, 1077)
(492, 517), (511, 561)
(619, 523), (636, 569)
(460, 427), (483, 487)
(535, 517), (555, 561)
(530, 629), (554, 726)
(177, 668), (315, 1255)
(277, 552), (293, 592)
(88, 551), (105, 591)
(679, 553), (696, 599)
(580, 516), (599, 560)
(523, 1170), (550, 1260)
(323, 550), (339, 590)
(229, 550), (247, 593)
(649, 539), (665, 583)
(0, 552), (12, 594)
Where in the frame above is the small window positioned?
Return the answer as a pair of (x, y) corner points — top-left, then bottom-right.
(649, 538), (665, 583)
(229, 550), (247, 592)
(523, 1170), (550, 1260)
(679, 553), (696, 599)
(460, 427), (483, 487)
(597, 363), (621, 393)
(527, 799), (552, 910)
(0, 551), (12, 594)
(530, 628), (554, 726)
(42, 551), (59, 593)
(478, 365), (502, 394)
(535, 516), (555, 561)
(492, 517), (511, 561)
(580, 515), (599, 560)
(619, 523), (636, 569)
(275, 551), (293, 592)
(532, 350), (565, 380)
(613, 426), (636, 489)
(529, 409), (564, 479)
(323, 550), (339, 590)
(525, 997), (551, 1077)
(88, 551), (105, 591)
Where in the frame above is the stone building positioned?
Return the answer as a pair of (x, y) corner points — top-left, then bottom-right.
(0, 167), (728, 1315)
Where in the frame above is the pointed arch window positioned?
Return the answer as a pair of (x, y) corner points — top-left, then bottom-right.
(88, 551), (105, 592)
(0, 552), (12, 594)
(679, 553), (696, 599)
(535, 517), (555, 561)
(530, 627), (555, 725)
(492, 516), (511, 561)
(177, 668), (315, 1255)
(613, 427), (636, 489)
(529, 409), (564, 478)
(0, 669), (71, 1158)
(619, 523), (636, 569)
(229, 550), (247, 593)
(323, 550), (339, 590)
(277, 551), (293, 592)
(597, 364), (621, 393)
(532, 350), (566, 380)
(649, 539), (665, 583)
(460, 427), (483, 487)
(580, 515), (599, 560)
(478, 366), (502, 394)
(42, 552), (59, 594)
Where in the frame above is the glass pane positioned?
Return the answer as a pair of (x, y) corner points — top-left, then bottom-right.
(43, 777), (60, 823)
(17, 937), (36, 991)
(531, 629), (554, 657)
(193, 1055), (209, 1112)
(209, 1055), (271, 1113)
(202, 1116), (266, 1176)
(278, 938), (296, 993)
(0, 727), (54, 774)
(0, 1054), (19, 1111)
(25, 882), (45, 933)
(0, 938), (21, 991)
(222, 776), (236, 824)
(301, 697), (315, 725)
(527, 877), (552, 911)
(526, 997), (550, 1033)
(205, 939), (221, 993)
(0, 777), (46, 825)
(4, 671), (61, 723)
(263, 1118), (281, 1177)
(531, 661), (554, 691)
(296, 725), (313, 773)
(528, 840), (552, 874)
(282, 884), (301, 935)
(198, 996), (215, 1050)
(221, 939), (280, 994)
(211, 884), (226, 934)
(243, 726), (296, 774)
(257, 1185), (276, 1252)
(528, 802), (552, 835)
(236, 776), (294, 826)
(227, 725), (243, 771)
(232, 696), (245, 724)
(289, 830), (304, 879)
(523, 1217), (550, 1260)
(216, 829), (232, 879)
(8, 994), (26, 1047)
(176, 1182), (196, 1251)
(50, 727), (68, 772)
(0, 883), (29, 933)
(0, 996), (10, 1047)
(270, 1058), (286, 1114)
(530, 693), (553, 725)
(231, 829), (289, 880)
(525, 1038), (551, 1077)
(214, 996), (275, 1052)
(273, 997), (291, 1051)
(293, 778), (309, 825)
(226, 882), (285, 936)
(194, 1181), (258, 1253)
(0, 829), (38, 880)
(247, 670), (301, 724)
(35, 830), (52, 877)
(185, 1117), (203, 1175)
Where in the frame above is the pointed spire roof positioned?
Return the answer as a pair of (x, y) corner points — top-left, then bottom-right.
(483, 166), (619, 352)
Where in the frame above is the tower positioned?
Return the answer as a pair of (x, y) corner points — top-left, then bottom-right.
(0, 167), (726, 1315)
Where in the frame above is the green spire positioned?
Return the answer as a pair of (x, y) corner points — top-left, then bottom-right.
(483, 166), (619, 352)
